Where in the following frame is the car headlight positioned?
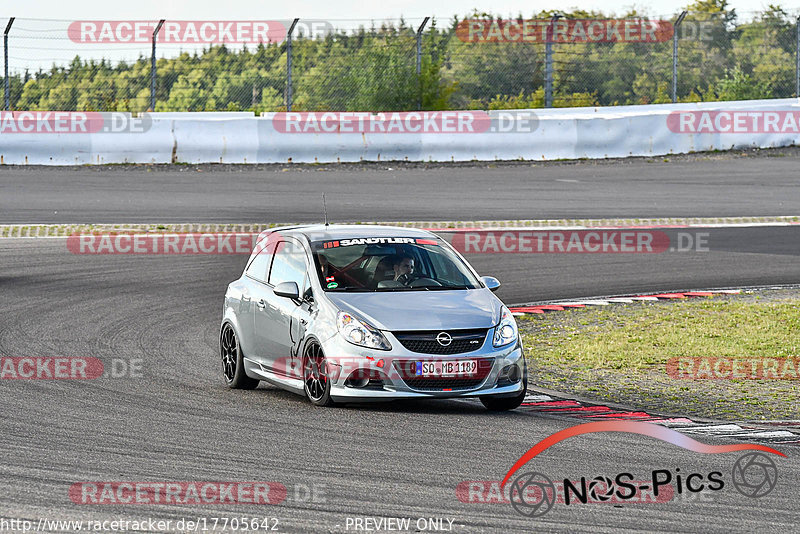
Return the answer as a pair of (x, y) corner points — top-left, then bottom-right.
(337, 311), (392, 351)
(493, 307), (519, 348)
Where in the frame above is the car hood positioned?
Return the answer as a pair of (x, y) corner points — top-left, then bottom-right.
(325, 289), (502, 331)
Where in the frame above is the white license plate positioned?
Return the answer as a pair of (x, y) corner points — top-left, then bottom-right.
(415, 360), (478, 377)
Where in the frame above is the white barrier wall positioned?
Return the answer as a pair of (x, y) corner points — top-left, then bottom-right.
(1, 99), (799, 165)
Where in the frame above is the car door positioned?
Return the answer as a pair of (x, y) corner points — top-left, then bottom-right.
(239, 239), (276, 360)
(254, 237), (310, 376)
(285, 272), (315, 379)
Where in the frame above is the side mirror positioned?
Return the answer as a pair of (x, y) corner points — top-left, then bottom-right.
(480, 276), (501, 292)
(274, 281), (300, 300)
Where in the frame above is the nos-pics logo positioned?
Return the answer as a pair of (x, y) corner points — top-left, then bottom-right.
(502, 421), (783, 518)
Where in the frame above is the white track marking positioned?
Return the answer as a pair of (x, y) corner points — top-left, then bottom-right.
(679, 424), (744, 434)
(723, 431), (797, 439)
(523, 394), (554, 403)
(554, 300), (610, 306)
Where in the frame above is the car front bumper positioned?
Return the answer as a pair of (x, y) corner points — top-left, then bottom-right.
(322, 333), (526, 403)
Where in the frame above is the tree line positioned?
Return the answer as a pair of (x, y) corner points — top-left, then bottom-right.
(1, 1), (795, 112)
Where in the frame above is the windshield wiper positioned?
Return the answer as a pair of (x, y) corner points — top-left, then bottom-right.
(327, 287), (375, 292)
(425, 285), (472, 290)
(374, 286), (415, 291)
(374, 285), (473, 292)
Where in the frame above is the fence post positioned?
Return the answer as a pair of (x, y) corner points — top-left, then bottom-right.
(796, 16), (800, 97)
(544, 14), (561, 108)
(4, 18), (14, 111)
(672, 11), (687, 103)
(416, 17), (430, 111)
(286, 18), (299, 112)
(150, 20), (165, 111)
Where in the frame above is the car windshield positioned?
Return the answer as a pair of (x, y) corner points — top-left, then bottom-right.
(310, 236), (482, 292)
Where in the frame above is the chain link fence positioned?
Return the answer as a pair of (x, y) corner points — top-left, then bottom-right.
(2, 9), (799, 113)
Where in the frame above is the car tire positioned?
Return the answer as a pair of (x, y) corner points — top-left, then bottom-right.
(302, 340), (334, 407)
(220, 323), (259, 390)
(480, 362), (527, 411)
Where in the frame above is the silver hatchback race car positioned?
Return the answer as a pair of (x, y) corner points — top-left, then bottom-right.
(219, 225), (527, 410)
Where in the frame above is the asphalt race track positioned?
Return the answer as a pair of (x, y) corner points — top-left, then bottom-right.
(1, 159), (799, 533)
(1, 154), (799, 223)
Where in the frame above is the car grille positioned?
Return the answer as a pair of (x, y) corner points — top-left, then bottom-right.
(393, 358), (494, 391)
(393, 328), (488, 355)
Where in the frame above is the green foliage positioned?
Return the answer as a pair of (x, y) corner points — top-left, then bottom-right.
(478, 88), (598, 109)
(483, 90), (543, 110)
(714, 66), (773, 100)
(2, 7), (798, 112)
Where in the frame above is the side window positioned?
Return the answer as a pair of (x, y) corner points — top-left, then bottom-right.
(427, 247), (465, 284)
(269, 239), (308, 287)
(246, 242), (275, 283)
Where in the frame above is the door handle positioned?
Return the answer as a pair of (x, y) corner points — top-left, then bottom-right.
(300, 318), (307, 326)
(257, 299), (266, 310)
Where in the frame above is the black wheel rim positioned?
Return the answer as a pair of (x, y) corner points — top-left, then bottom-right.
(303, 343), (328, 402)
(220, 325), (237, 382)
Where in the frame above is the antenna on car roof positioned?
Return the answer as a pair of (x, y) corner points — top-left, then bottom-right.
(322, 193), (329, 227)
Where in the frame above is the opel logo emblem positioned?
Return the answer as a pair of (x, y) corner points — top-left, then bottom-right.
(436, 332), (452, 346)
